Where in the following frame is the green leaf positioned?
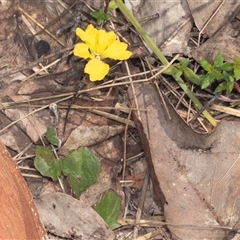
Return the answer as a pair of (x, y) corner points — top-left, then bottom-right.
(174, 70), (182, 78)
(108, 0), (118, 10)
(90, 9), (110, 25)
(213, 52), (224, 68)
(201, 74), (215, 89)
(182, 67), (201, 85)
(234, 57), (240, 80)
(215, 82), (227, 93)
(94, 190), (121, 229)
(222, 71), (231, 82)
(216, 62), (233, 72)
(211, 69), (222, 80)
(97, 18), (103, 25)
(179, 58), (189, 69)
(226, 81), (234, 94)
(34, 146), (62, 181)
(62, 147), (100, 198)
(46, 126), (60, 146)
(199, 58), (213, 72)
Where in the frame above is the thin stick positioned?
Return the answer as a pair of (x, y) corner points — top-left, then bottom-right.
(197, 0), (225, 46)
(18, 7), (65, 46)
(21, 57), (63, 82)
(122, 107), (133, 180)
(132, 172), (149, 239)
(216, 153), (240, 185)
(0, 95), (72, 134)
(89, 109), (136, 128)
(1, 61), (178, 110)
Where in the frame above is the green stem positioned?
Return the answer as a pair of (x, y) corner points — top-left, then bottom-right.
(115, 0), (168, 65)
(115, 0), (217, 127)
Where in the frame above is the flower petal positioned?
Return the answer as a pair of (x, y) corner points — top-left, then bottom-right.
(101, 40), (132, 60)
(95, 30), (116, 54)
(73, 43), (91, 59)
(76, 24), (98, 51)
(84, 59), (110, 81)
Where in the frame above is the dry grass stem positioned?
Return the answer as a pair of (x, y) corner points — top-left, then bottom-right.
(197, 0), (225, 45)
(18, 7), (65, 46)
(210, 104), (240, 117)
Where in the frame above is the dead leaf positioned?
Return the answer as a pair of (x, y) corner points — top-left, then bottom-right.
(5, 108), (53, 143)
(60, 125), (125, 155)
(192, 21), (240, 64)
(35, 192), (115, 239)
(0, 112), (31, 152)
(187, 0), (239, 37)
(128, 83), (240, 239)
(128, 0), (192, 56)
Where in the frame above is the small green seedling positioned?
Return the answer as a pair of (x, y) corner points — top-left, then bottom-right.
(199, 52), (240, 94)
(90, 9), (110, 25)
(34, 127), (100, 198)
(35, 127), (121, 230)
(174, 53), (240, 94)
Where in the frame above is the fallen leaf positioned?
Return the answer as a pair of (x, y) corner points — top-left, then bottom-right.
(186, 0), (239, 37)
(60, 125), (125, 155)
(192, 22), (240, 64)
(62, 147), (101, 198)
(5, 108), (52, 143)
(35, 192), (115, 239)
(128, 0), (192, 56)
(128, 82), (240, 239)
(94, 190), (121, 229)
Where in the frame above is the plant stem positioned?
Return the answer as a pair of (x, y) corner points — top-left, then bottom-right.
(114, 0), (217, 127)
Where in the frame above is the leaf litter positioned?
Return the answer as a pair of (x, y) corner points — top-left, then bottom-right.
(1, 0), (240, 240)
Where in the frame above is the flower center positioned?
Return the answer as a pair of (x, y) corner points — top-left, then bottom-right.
(94, 53), (101, 60)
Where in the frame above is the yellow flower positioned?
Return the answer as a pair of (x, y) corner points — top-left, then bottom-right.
(73, 24), (132, 81)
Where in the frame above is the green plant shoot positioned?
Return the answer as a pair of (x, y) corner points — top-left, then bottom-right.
(90, 9), (110, 25)
(199, 53), (240, 94)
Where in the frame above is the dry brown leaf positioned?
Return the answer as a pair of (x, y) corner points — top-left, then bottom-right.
(60, 125), (125, 155)
(128, 0), (192, 56)
(192, 22), (240, 64)
(5, 108), (53, 143)
(187, 0), (239, 37)
(35, 192), (115, 239)
(128, 83), (240, 239)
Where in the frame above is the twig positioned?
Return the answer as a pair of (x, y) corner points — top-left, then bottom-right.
(18, 7), (65, 46)
(132, 171), (149, 240)
(122, 107), (133, 180)
(197, 0), (225, 46)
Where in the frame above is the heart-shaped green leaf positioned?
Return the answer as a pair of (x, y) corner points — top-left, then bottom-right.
(34, 146), (62, 181)
(62, 147), (100, 198)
